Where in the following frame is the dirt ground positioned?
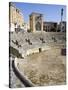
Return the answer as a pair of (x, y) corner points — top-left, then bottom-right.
(18, 47), (66, 86)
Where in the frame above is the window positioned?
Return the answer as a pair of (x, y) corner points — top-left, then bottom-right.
(16, 9), (19, 13)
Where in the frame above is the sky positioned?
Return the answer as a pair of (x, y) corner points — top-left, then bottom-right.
(12, 2), (66, 23)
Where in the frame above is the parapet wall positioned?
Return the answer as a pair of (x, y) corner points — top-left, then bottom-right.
(22, 45), (50, 57)
(12, 58), (34, 87)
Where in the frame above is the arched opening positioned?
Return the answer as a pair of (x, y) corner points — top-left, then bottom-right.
(39, 48), (42, 53)
(35, 22), (41, 31)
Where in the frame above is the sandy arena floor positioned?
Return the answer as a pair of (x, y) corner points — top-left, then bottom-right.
(17, 47), (66, 86)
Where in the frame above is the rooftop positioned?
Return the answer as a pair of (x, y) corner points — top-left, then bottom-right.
(30, 12), (43, 17)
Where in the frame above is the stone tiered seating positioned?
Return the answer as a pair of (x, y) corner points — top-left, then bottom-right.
(10, 31), (66, 56)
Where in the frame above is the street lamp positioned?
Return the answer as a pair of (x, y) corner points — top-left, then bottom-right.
(61, 8), (64, 32)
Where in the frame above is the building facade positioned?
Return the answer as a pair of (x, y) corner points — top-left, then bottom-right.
(58, 21), (66, 32)
(29, 12), (43, 32)
(43, 22), (57, 32)
(9, 2), (24, 32)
